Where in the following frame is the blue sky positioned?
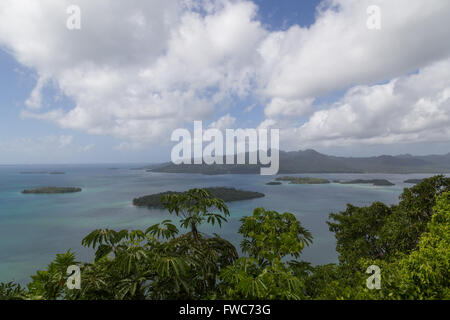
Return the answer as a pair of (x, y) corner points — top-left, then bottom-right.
(254, 0), (322, 29)
(0, 0), (449, 164)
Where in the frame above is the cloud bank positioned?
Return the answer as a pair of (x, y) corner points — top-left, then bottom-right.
(0, 0), (449, 150)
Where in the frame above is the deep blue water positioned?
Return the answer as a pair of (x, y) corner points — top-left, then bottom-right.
(0, 164), (437, 284)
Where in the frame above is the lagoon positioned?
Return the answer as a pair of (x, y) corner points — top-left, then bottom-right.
(0, 164), (437, 284)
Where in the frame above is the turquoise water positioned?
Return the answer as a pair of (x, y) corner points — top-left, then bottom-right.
(0, 164), (436, 284)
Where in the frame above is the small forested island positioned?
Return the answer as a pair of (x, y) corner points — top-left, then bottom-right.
(339, 179), (395, 186)
(22, 187), (82, 194)
(404, 179), (423, 184)
(275, 176), (330, 184)
(266, 181), (282, 185)
(20, 171), (48, 174)
(133, 187), (264, 208)
(20, 171), (65, 175)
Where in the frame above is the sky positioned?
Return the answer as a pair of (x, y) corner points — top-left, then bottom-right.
(0, 0), (450, 164)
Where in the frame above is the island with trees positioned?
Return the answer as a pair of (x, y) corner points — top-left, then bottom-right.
(20, 171), (66, 175)
(404, 179), (423, 184)
(275, 176), (330, 184)
(19, 171), (48, 174)
(21, 187), (82, 194)
(266, 181), (282, 185)
(339, 179), (395, 186)
(133, 187), (265, 208)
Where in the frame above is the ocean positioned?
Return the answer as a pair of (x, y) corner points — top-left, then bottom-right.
(0, 164), (436, 284)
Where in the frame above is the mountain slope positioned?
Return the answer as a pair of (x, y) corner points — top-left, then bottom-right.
(146, 150), (450, 174)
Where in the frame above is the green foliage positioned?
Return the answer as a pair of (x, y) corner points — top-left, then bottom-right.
(318, 188), (450, 300)
(383, 175), (450, 253)
(400, 191), (450, 299)
(27, 250), (78, 299)
(328, 175), (450, 266)
(220, 257), (305, 300)
(0, 282), (28, 300)
(239, 208), (312, 263)
(328, 202), (392, 266)
(219, 208), (312, 299)
(362, 191), (450, 300)
(145, 220), (179, 240)
(161, 188), (230, 242)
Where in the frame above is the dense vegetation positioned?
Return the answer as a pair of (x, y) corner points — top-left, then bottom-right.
(22, 187), (82, 194)
(339, 179), (395, 186)
(133, 187), (264, 208)
(404, 179), (423, 184)
(2, 176), (449, 300)
(276, 176), (330, 184)
(266, 181), (282, 185)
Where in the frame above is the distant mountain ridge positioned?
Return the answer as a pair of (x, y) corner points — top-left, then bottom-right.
(145, 149), (450, 174)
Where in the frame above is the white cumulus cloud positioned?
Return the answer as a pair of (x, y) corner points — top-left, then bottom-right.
(0, 0), (449, 151)
(292, 58), (450, 147)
